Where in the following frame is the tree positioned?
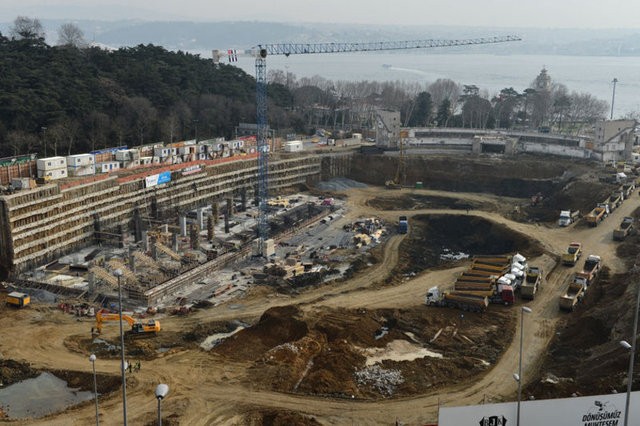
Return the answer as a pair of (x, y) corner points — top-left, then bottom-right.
(428, 79), (461, 112)
(406, 91), (433, 127)
(57, 23), (86, 48)
(492, 87), (520, 129)
(436, 99), (452, 127)
(10, 16), (45, 40)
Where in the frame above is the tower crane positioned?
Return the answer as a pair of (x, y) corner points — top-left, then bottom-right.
(214, 35), (521, 255)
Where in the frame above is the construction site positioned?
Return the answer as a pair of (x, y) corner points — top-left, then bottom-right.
(1, 133), (640, 424)
(1, 32), (640, 425)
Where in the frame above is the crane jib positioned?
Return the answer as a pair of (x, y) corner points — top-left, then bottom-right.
(254, 36), (521, 57)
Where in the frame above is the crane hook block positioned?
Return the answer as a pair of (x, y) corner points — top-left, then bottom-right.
(260, 48), (268, 58)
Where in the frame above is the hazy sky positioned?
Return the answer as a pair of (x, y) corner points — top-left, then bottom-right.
(2, 0), (640, 28)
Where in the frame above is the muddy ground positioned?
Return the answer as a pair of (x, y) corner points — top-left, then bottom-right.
(353, 155), (620, 223)
(213, 304), (514, 400)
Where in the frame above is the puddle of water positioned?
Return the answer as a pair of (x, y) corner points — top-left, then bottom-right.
(0, 372), (94, 419)
(200, 326), (245, 351)
(361, 339), (443, 366)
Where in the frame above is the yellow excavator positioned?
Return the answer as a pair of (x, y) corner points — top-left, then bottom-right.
(94, 309), (161, 337)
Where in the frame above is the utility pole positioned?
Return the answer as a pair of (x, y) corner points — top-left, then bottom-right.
(611, 78), (618, 120)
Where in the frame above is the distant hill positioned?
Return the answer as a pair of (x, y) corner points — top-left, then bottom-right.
(1, 20), (638, 56)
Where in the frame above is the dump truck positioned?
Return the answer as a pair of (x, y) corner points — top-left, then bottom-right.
(558, 210), (580, 227)
(398, 216), (408, 234)
(613, 217), (634, 241)
(623, 182), (636, 198)
(521, 266), (542, 300)
(559, 281), (585, 312)
(94, 309), (161, 336)
(605, 191), (623, 211)
(6, 291), (30, 308)
(585, 204), (609, 227)
(561, 242), (582, 266)
(425, 286), (489, 312)
(575, 255), (602, 287)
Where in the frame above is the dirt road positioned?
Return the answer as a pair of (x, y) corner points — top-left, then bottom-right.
(0, 186), (635, 425)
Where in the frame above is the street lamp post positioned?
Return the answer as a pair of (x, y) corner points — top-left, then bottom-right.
(611, 78), (618, 120)
(155, 384), (169, 426)
(516, 306), (532, 426)
(41, 127), (47, 157)
(114, 269), (128, 426)
(89, 354), (99, 426)
(620, 281), (640, 426)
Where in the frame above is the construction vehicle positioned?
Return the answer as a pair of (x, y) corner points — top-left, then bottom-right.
(559, 281), (585, 312)
(623, 182), (636, 198)
(398, 216), (408, 234)
(561, 242), (582, 266)
(613, 217), (634, 241)
(94, 309), (160, 336)
(425, 286), (488, 312)
(575, 255), (602, 287)
(558, 210), (580, 227)
(6, 291), (30, 308)
(585, 204), (609, 227)
(605, 191), (623, 211)
(521, 266), (542, 300)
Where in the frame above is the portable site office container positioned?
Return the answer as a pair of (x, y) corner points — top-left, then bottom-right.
(37, 156), (67, 171)
(96, 162), (120, 173)
(284, 141), (304, 152)
(66, 154), (95, 167)
(140, 157), (153, 165)
(154, 148), (170, 158)
(37, 168), (68, 180)
(68, 165), (96, 177)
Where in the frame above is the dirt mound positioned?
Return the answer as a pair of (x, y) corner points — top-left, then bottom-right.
(0, 359), (38, 386)
(215, 306), (309, 362)
(214, 305), (515, 400)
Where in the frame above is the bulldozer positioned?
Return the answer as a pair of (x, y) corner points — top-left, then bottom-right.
(94, 309), (160, 337)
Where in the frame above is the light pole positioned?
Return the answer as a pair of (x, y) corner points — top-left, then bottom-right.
(611, 78), (618, 120)
(114, 268), (128, 426)
(155, 384), (169, 426)
(89, 354), (99, 426)
(41, 127), (47, 157)
(515, 306), (532, 426)
(620, 281), (640, 426)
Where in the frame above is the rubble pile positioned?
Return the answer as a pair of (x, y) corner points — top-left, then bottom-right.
(354, 365), (405, 397)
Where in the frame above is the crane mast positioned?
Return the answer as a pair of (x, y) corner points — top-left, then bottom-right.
(217, 35), (522, 255)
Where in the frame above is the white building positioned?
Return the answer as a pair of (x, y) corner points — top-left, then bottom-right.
(592, 119), (637, 163)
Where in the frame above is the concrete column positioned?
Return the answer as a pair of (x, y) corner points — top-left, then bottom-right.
(212, 202), (219, 225)
(163, 224), (169, 234)
(241, 188), (247, 212)
(197, 208), (205, 230)
(128, 246), (136, 273)
(190, 224), (200, 250)
(472, 138), (482, 154)
(88, 272), (96, 294)
(150, 236), (158, 260)
(172, 233), (179, 253)
(207, 214), (214, 242)
(142, 230), (149, 252)
(133, 208), (142, 242)
(226, 197), (233, 216)
(118, 225), (125, 249)
(179, 216), (187, 237)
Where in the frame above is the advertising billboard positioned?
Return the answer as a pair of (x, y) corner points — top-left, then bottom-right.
(439, 391), (640, 426)
(145, 171), (172, 188)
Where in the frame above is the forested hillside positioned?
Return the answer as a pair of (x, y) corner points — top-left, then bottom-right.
(0, 33), (299, 157)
